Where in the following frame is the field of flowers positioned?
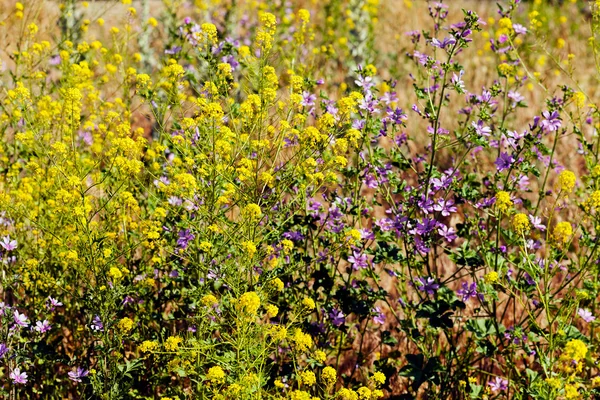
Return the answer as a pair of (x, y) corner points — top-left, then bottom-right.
(2, 0), (600, 398)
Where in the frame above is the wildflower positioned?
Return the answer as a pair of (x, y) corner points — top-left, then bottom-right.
(371, 371), (386, 386)
(206, 366), (226, 384)
(457, 282), (482, 302)
(10, 368), (27, 384)
(117, 317), (134, 333)
(338, 388), (358, 400)
(201, 294), (218, 307)
(348, 250), (368, 269)
(512, 213), (530, 235)
(329, 309), (346, 326)
(373, 307), (386, 325)
(495, 152), (514, 172)
(108, 267), (123, 280)
(553, 222), (573, 244)
(291, 329), (313, 352)
(557, 170), (576, 193)
(68, 367), (89, 382)
(484, 271), (499, 284)
(529, 215), (546, 231)
(416, 277), (439, 295)
(357, 387), (372, 399)
(243, 203), (262, 221)
(578, 308), (595, 323)
(0, 343), (8, 358)
(139, 340), (159, 352)
(90, 315), (103, 331)
(239, 292), (261, 315)
(164, 336), (182, 351)
(313, 350), (327, 363)
(322, 366), (337, 386)
(302, 297), (316, 310)
(34, 320), (51, 333)
(13, 310), (29, 327)
(559, 339), (587, 373)
(495, 191), (513, 214)
(271, 278), (284, 291)
(300, 370), (316, 386)
(540, 111), (561, 132)
(47, 296), (63, 311)
(265, 304), (278, 317)
(0, 236), (17, 251)
(488, 377), (508, 392)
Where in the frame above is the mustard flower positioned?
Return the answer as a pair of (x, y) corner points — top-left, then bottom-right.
(299, 370), (316, 386)
(322, 366), (337, 386)
(495, 191), (513, 214)
(302, 297), (316, 310)
(117, 317), (134, 333)
(512, 213), (530, 235)
(239, 291), (261, 315)
(557, 170), (576, 193)
(139, 340), (159, 352)
(553, 222), (573, 244)
(206, 366), (226, 385)
(164, 336), (183, 351)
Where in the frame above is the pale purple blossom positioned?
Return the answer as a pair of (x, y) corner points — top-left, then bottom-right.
(0, 236), (17, 251)
(34, 320), (51, 333)
(578, 308), (595, 323)
(417, 277), (439, 295)
(10, 368), (27, 384)
(91, 315), (104, 332)
(488, 377), (508, 392)
(528, 215), (546, 231)
(68, 367), (89, 382)
(13, 310), (29, 328)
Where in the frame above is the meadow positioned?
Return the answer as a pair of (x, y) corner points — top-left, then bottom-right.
(0, 0), (599, 398)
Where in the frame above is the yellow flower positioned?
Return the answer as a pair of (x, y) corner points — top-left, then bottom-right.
(265, 304), (278, 317)
(206, 366), (226, 384)
(117, 317), (134, 333)
(357, 387), (372, 400)
(495, 191), (513, 214)
(239, 291), (261, 315)
(484, 271), (499, 284)
(553, 222), (573, 244)
(291, 329), (313, 352)
(302, 298), (316, 310)
(300, 370), (316, 386)
(164, 336), (183, 351)
(557, 170), (576, 193)
(371, 371), (386, 386)
(201, 294), (218, 307)
(243, 203), (262, 222)
(322, 366), (337, 386)
(139, 340), (159, 352)
(313, 350), (327, 363)
(271, 278), (284, 291)
(512, 213), (530, 235)
(108, 267), (123, 280)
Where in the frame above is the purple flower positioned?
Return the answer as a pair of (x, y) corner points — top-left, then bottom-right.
(578, 308), (595, 323)
(329, 309), (345, 327)
(437, 225), (457, 242)
(0, 343), (8, 358)
(10, 367), (27, 384)
(472, 120), (491, 137)
(488, 377), (508, 392)
(177, 229), (195, 250)
(373, 306), (386, 325)
(34, 320), (51, 333)
(68, 367), (89, 382)
(528, 215), (546, 231)
(348, 251), (369, 270)
(91, 315), (104, 332)
(47, 296), (63, 311)
(0, 236), (17, 251)
(433, 198), (457, 216)
(417, 277), (439, 295)
(495, 152), (514, 172)
(13, 310), (29, 328)
(300, 91), (317, 108)
(513, 24), (527, 35)
(540, 111), (561, 132)
(457, 282), (482, 302)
